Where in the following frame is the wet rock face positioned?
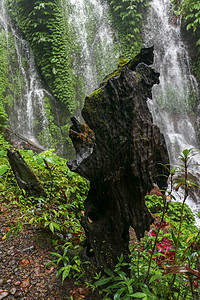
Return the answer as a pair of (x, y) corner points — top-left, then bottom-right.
(68, 47), (170, 269)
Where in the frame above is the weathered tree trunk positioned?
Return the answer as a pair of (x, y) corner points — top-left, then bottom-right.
(7, 149), (46, 198)
(67, 47), (170, 270)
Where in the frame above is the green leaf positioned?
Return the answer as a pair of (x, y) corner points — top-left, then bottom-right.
(52, 222), (60, 231)
(95, 276), (112, 287)
(132, 292), (147, 298)
(114, 287), (127, 300)
(0, 164), (8, 176)
(104, 268), (114, 277)
(62, 266), (71, 284)
(171, 230), (177, 247)
(50, 252), (62, 258)
(45, 156), (57, 164)
(49, 222), (55, 233)
(36, 155), (45, 165)
(0, 150), (6, 157)
(57, 266), (66, 276)
(6, 226), (14, 240)
(149, 274), (162, 284)
(45, 261), (56, 268)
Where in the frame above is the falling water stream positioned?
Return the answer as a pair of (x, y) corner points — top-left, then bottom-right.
(143, 0), (200, 222)
(62, 0), (120, 95)
(0, 0), (51, 146)
(1, 0), (119, 148)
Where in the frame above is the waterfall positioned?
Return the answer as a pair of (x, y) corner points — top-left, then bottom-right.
(62, 0), (120, 95)
(143, 0), (200, 221)
(0, 0), (52, 147)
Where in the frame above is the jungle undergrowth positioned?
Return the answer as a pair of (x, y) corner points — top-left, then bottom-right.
(86, 149), (200, 299)
(1, 140), (200, 299)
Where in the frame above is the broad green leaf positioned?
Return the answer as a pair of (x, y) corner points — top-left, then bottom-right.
(0, 150), (6, 157)
(49, 222), (55, 233)
(104, 268), (114, 277)
(52, 222), (60, 231)
(132, 292), (147, 298)
(95, 276), (112, 287)
(36, 155), (45, 165)
(62, 266), (71, 284)
(0, 164), (8, 176)
(45, 156), (57, 164)
(114, 287), (126, 300)
(182, 149), (190, 157)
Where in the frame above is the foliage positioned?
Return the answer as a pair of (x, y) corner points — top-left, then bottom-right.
(6, 0), (77, 113)
(0, 144), (90, 289)
(0, 147), (89, 243)
(87, 149), (200, 299)
(146, 195), (195, 228)
(171, 0), (200, 80)
(107, 0), (150, 58)
(45, 242), (88, 285)
(2, 139), (200, 299)
(0, 29), (16, 128)
(173, 0), (200, 41)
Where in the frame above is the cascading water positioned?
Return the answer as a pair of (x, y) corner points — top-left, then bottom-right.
(0, 0), (51, 147)
(143, 0), (200, 221)
(62, 0), (120, 95)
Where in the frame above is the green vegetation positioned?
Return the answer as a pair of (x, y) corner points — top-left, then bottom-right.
(1, 0), (80, 156)
(0, 145), (89, 240)
(6, 0), (76, 113)
(171, 0), (200, 80)
(107, 0), (150, 58)
(1, 136), (200, 299)
(86, 149), (200, 299)
(1, 0), (200, 297)
(0, 27), (26, 129)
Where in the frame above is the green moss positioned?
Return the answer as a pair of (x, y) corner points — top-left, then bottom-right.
(89, 87), (103, 100)
(7, 0), (77, 114)
(0, 30), (12, 127)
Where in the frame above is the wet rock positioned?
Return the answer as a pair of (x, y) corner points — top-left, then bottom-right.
(10, 287), (17, 295)
(0, 279), (5, 286)
(6, 280), (11, 283)
(14, 290), (22, 297)
(0, 291), (9, 299)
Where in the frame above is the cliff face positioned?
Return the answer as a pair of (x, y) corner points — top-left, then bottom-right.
(68, 47), (170, 269)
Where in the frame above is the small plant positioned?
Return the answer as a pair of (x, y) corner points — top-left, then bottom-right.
(91, 255), (147, 299)
(45, 242), (87, 285)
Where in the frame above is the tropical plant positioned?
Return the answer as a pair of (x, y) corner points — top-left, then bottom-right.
(107, 0), (150, 57)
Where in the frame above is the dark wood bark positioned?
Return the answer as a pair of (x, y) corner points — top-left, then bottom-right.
(7, 149), (46, 198)
(67, 47), (170, 270)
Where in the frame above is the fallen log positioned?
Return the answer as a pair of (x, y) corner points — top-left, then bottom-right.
(7, 149), (46, 199)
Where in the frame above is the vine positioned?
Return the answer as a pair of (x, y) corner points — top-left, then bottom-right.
(107, 0), (151, 58)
